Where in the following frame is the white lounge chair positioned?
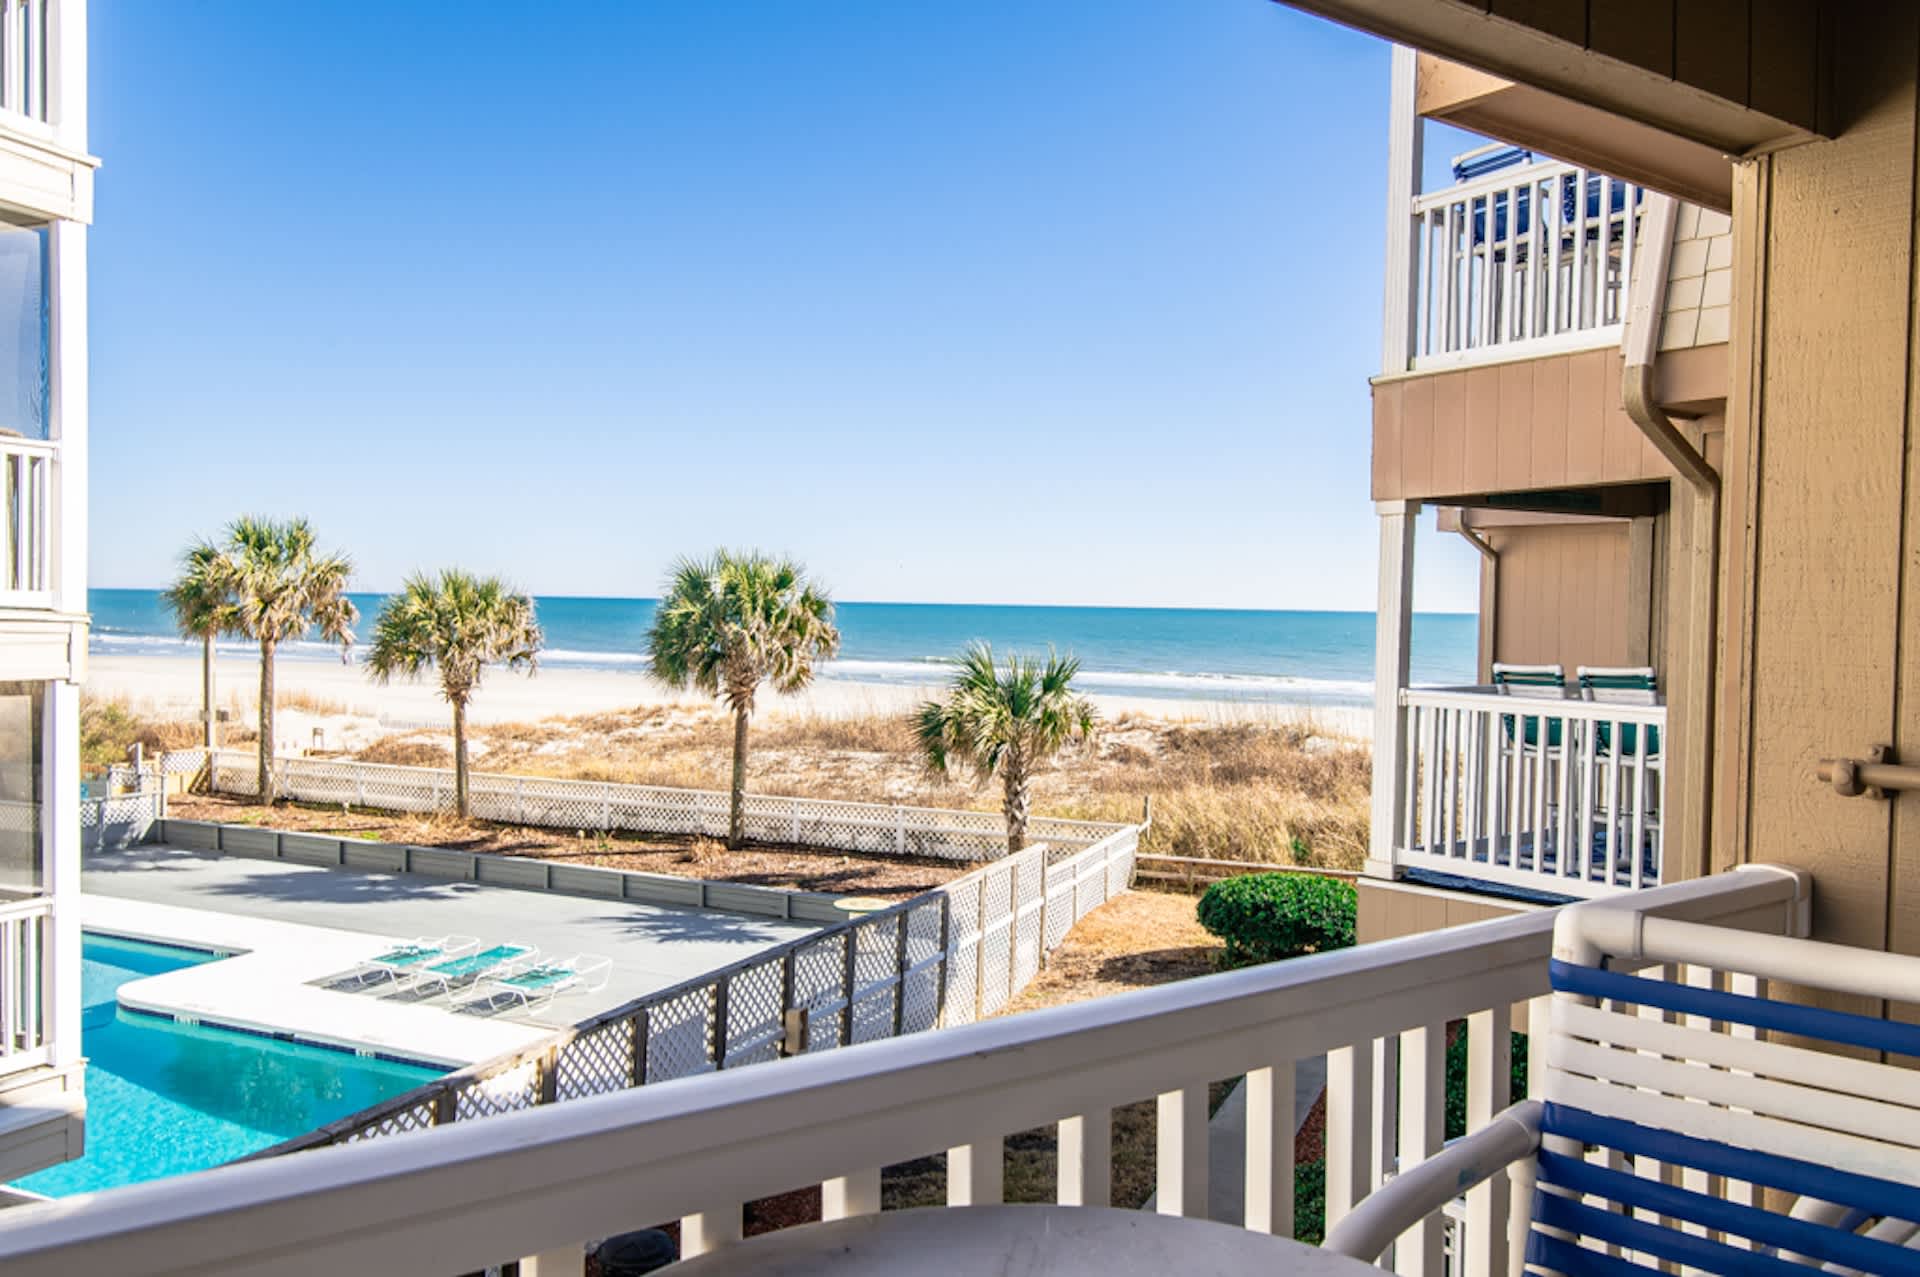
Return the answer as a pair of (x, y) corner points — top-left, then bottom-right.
(469, 953), (612, 1012)
(353, 934), (480, 986)
(406, 942), (537, 998)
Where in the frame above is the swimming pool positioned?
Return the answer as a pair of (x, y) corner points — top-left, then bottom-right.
(11, 933), (443, 1197)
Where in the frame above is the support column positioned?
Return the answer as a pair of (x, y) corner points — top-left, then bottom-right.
(1369, 500), (1420, 880)
(44, 679), (80, 1067)
(47, 220), (85, 623)
(1380, 45), (1423, 373)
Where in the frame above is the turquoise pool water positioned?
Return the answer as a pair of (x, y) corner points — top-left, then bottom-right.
(11, 934), (443, 1197)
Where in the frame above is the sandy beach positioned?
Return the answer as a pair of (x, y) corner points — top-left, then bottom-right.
(87, 652), (1372, 751)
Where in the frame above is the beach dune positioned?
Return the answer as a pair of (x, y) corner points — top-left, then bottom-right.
(86, 652), (1371, 753)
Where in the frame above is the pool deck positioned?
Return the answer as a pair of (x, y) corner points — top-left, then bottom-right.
(82, 844), (820, 1068)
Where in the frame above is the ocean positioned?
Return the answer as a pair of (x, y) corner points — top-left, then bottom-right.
(87, 589), (1476, 709)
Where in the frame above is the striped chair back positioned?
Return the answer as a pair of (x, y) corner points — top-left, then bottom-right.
(1537, 905), (1920, 1273)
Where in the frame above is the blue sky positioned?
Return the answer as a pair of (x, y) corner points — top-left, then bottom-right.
(88, 0), (1481, 611)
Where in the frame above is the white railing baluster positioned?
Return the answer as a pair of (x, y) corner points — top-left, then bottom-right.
(821, 1169), (880, 1220)
(1325, 1042), (1372, 1236)
(1397, 158), (1635, 366)
(1243, 1062), (1294, 1236)
(1155, 1083), (1208, 1218)
(1395, 1023), (1445, 1277)
(1391, 688), (1663, 898)
(1402, 700), (1420, 855)
(1056, 1111), (1112, 1207)
(947, 1141), (1003, 1206)
(1464, 1006), (1513, 1277)
(679, 1208), (740, 1259)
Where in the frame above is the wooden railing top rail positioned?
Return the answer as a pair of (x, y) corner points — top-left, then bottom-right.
(1408, 155), (1583, 213)
(1399, 686), (1665, 724)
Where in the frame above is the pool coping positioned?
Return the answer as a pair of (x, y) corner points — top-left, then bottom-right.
(81, 895), (552, 1070)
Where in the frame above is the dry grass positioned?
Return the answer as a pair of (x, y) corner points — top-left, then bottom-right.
(363, 706), (1371, 871)
(79, 696), (205, 772)
(91, 692), (1373, 870)
(880, 891), (1231, 1211)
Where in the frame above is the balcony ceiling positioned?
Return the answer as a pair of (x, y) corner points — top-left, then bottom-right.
(1277, 0), (1829, 210)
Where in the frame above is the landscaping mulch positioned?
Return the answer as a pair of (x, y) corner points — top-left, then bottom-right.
(163, 793), (971, 898)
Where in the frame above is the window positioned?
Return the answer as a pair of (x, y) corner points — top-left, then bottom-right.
(0, 680), (44, 893)
(0, 223), (48, 441)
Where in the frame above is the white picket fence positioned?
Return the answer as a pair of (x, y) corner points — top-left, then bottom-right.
(191, 749), (1126, 862)
(248, 821), (1141, 1156)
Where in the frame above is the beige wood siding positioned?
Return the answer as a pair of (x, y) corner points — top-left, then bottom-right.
(1373, 348), (1674, 502)
(1711, 8), (1920, 966)
(1357, 877), (1537, 944)
(1483, 521), (1633, 673)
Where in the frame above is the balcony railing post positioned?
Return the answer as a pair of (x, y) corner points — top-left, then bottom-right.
(1382, 44), (1422, 374)
(1370, 501), (1419, 879)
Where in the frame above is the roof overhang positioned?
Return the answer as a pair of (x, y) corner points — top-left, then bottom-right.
(1279, 0), (1827, 189)
(1417, 55), (1734, 211)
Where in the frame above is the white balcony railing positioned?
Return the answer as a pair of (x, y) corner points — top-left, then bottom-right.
(0, 866), (1806, 1275)
(1395, 686), (1664, 899)
(0, 894), (51, 1070)
(1406, 159), (1644, 371)
(0, 436), (50, 606)
(0, 0), (49, 125)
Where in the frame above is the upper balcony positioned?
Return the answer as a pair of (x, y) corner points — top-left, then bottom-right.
(1399, 146), (1643, 375)
(0, 0), (91, 226)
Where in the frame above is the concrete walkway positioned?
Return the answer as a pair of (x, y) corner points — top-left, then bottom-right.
(1142, 1055), (1327, 1225)
(83, 844), (819, 1059)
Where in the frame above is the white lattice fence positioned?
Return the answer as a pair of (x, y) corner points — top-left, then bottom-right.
(194, 750), (1126, 864)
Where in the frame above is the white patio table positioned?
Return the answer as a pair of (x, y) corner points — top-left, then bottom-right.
(662, 1204), (1382, 1275)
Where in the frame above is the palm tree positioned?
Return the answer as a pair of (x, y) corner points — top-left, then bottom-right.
(915, 643), (1097, 852)
(647, 551), (840, 849)
(216, 517), (358, 802)
(162, 540), (240, 750)
(365, 570), (542, 818)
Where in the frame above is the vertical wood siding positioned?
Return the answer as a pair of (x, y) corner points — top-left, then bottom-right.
(1717, 8), (1917, 970)
(1372, 347), (1670, 501)
(1485, 521), (1632, 673)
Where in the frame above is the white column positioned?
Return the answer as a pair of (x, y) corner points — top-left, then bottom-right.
(1369, 500), (1419, 879)
(1381, 44), (1423, 373)
(43, 678), (79, 1066)
(47, 219), (85, 620)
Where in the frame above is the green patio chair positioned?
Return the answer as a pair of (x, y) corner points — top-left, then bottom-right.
(1493, 662), (1566, 748)
(1578, 665), (1661, 756)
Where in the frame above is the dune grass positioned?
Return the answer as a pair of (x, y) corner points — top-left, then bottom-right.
(361, 705), (1372, 870)
(95, 692), (1372, 870)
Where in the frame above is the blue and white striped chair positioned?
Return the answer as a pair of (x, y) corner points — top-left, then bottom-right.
(1328, 900), (1920, 1274)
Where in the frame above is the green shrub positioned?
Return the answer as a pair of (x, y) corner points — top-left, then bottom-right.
(1196, 873), (1357, 967)
(1293, 1158), (1326, 1244)
(1444, 1026), (1530, 1140)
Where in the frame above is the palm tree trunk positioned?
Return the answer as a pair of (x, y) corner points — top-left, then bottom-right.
(202, 632), (218, 749)
(1002, 760), (1031, 853)
(257, 639), (276, 803)
(452, 695), (470, 819)
(728, 706), (750, 850)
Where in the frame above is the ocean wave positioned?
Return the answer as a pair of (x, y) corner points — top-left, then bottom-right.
(88, 635), (1376, 702)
